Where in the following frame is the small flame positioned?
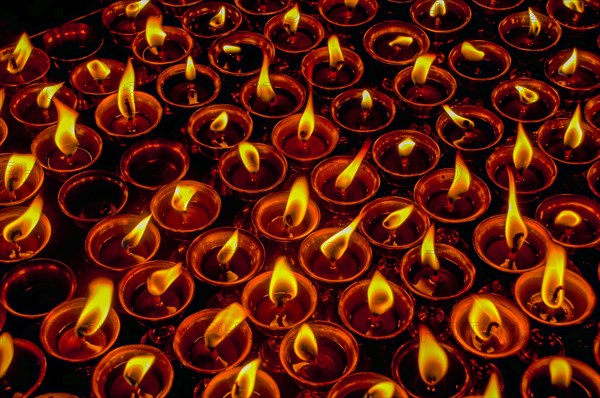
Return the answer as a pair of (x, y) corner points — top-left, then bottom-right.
(563, 0), (584, 13)
(223, 45), (242, 54)
(335, 139), (371, 191)
(528, 8), (541, 39)
(398, 138), (416, 157)
(294, 323), (318, 362)
(118, 59), (136, 120)
(0, 332), (13, 379)
(368, 270), (394, 316)
(564, 104), (584, 150)
(4, 154), (36, 192)
(554, 210), (582, 228)
(361, 90), (373, 113)
(232, 359), (261, 398)
(550, 357), (572, 389)
(320, 215), (363, 262)
(269, 257), (298, 306)
(388, 36), (414, 48)
(411, 53), (436, 86)
(36, 83), (63, 109)
(147, 263), (183, 297)
(468, 297), (502, 341)
(559, 48), (578, 77)
(210, 111), (229, 132)
(364, 382), (395, 398)
(7, 33), (32, 74)
(298, 90), (315, 141)
(75, 278), (114, 337)
(121, 215), (152, 249)
(54, 99), (80, 157)
(171, 182), (199, 212)
(123, 355), (155, 387)
(541, 243), (566, 309)
(86, 60), (111, 81)
(328, 35), (344, 72)
(382, 204), (414, 230)
(505, 170), (528, 251)
(216, 230), (239, 265)
(185, 56), (196, 82)
(443, 105), (475, 130)
(418, 325), (448, 386)
(283, 5), (300, 35)
(256, 55), (275, 103)
(483, 373), (501, 398)
(209, 6), (226, 29)
(238, 142), (260, 174)
(461, 41), (485, 62)
(146, 16), (166, 49)
(513, 123), (533, 173)
(2, 195), (43, 243)
(125, 0), (150, 19)
(420, 224), (439, 272)
(284, 177), (309, 228)
(345, 0), (359, 8)
(204, 302), (248, 350)
(429, 0), (446, 17)
(447, 152), (471, 201)
(515, 85), (539, 105)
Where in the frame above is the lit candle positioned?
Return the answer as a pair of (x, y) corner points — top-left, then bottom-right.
(0, 195), (45, 261)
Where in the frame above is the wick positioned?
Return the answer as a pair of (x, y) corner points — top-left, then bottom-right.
(249, 171), (258, 185)
(559, 228), (574, 243)
(41, 108), (50, 122)
(187, 83), (198, 105)
(382, 230), (397, 246)
(9, 240), (22, 259)
(123, 99), (138, 134)
(564, 146), (574, 161)
(484, 321), (500, 337)
(400, 156), (410, 171)
(95, 79), (106, 93)
(445, 197), (456, 213)
(344, 6), (355, 23)
(551, 285), (564, 303)
(434, 16), (441, 28)
(148, 46), (163, 61)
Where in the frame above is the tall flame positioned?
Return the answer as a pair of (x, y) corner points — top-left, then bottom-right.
(550, 357), (572, 389)
(411, 54), (436, 86)
(4, 154), (36, 192)
(204, 303), (248, 350)
(36, 83), (63, 109)
(335, 139), (371, 191)
(468, 297), (502, 341)
(53, 99), (80, 157)
(418, 325), (448, 386)
(513, 123), (533, 173)
(382, 204), (414, 230)
(447, 152), (471, 201)
(361, 90), (373, 113)
(146, 16), (166, 49)
(123, 354), (155, 387)
(125, 0), (150, 19)
(223, 45), (242, 54)
(541, 243), (566, 309)
(75, 278), (114, 337)
(171, 182), (199, 212)
(284, 177), (309, 228)
(559, 48), (579, 77)
(232, 359), (261, 398)
(216, 229), (239, 265)
(86, 60), (111, 81)
(365, 382), (395, 398)
(269, 257), (298, 306)
(483, 373), (501, 398)
(429, 0), (447, 17)
(515, 85), (539, 105)
(257, 55), (275, 103)
(368, 271), (394, 316)
(563, 0), (584, 13)
(2, 195), (43, 243)
(388, 36), (414, 48)
(209, 6), (226, 29)
(283, 5), (300, 35)
(185, 56), (196, 82)
(121, 215), (152, 249)
(443, 105), (475, 130)
(554, 210), (582, 228)
(564, 104), (583, 149)
(118, 59), (136, 119)
(294, 323), (318, 362)
(505, 170), (527, 251)
(461, 41), (485, 62)
(147, 263), (183, 297)
(320, 214), (363, 262)
(328, 35), (344, 72)
(238, 142), (260, 174)
(345, 0), (359, 8)
(398, 138), (416, 157)
(7, 33), (32, 74)
(420, 224), (439, 272)
(210, 111), (229, 132)
(528, 8), (541, 39)
(0, 332), (13, 379)
(298, 89), (315, 142)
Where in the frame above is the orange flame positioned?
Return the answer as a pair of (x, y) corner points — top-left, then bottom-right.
(554, 210), (582, 228)
(361, 90), (373, 113)
(429, 0), (446, 17)
(223, 45), (242, 54)
(294, 323), (318, 362)
(4, 154), (36, 192)
(86, 60), (111, 81)
(283, 5), (300, 35)
(368, 270), (394, 316)
(185, 56), (196, 82)
(564, 104), (583, 149)
(124, 354), (155, 387)
(210, 111), (229, 132)
(550, 357), (572, 388)
(125, 0), (150, 19)
(36, 83), (63, 109)
(513, 123), (533, 173)
(216, 230), (239, 265)
(418, 325), (448, 386)
(447, 152), (471, 201)
(366, 382), (395, 398)
(345, 0), (359, 8)
(121, 215), (152, 249)
(2, 195), (43, 243)
(146, 16), (166, 49)
(515, 85), (539, 105)
(269, 256), (298, 306)
(461, 41), (485, 62)
(320, 214), (363, 262)
(420, 224), (439, 272)
(541, 243), (566, 309)
(209, 6), (226, 29)
(411, 53), (436, 86)
(483, 373), (501, 398)
(398, 138), (416, 157)
(232, 359), (261, 398)
(382, 204), (414, 230)
(335, 139), (371, 191)
(204, 302), (248, 350)
(257, 55), (275, 103)
(528, 8), (541, 39)
(171, 182), (199, 212)
(388, 35), (414, 48)
(298, 90), (315, 142)
(7, 33), (32, 74)
(53, 99), (80, 157)
(0, 332), (13, 379)
(468, 296), (502, 341)
(238, 142), (260, 174)
(505, 170), (527, 251)
(0, 89), (5, 112)
(443, 105), (475, 130)
(147, 263), (183, 296)
(328, 35), (344, 72)
(563, 0), (584, 13)
(118, 59), (136, 119)
(75, 278), (114, 337)
(284, 177), (309, 228)
(559, 48), (578, 77)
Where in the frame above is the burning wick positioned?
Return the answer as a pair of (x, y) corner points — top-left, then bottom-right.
(398, 137), (416, 170)
(209, 6), (226, 30)
(2, 194), (43, 259)
(361, 90), (373, 122)
(201, 303), (248, 367)
(558, 48), (578, 79)
(223, 45), (242, 71)
(123, 354), (155, 398)
(445, 152), (471, 213)
(118, 59), (138, 134)
(513, 123), (533, 179)
(145, 16), (166, 59)
(238, 142), (260, 184)
(527, 8), (541, 40)
(3, 154), (35, 200)
(563, 104), (583, 161)
(328, 35), (344, 77)
(334, 138), (371, 196)
(146, 263), (183, 315)
(209, 111), (229, 148)
(366, 271), (394, 336)
(297, 85), (315, 148)
(388, 35), (414, 53)
(414, 224), (440, 295)
(125, 0), (150, 25)
(554, 209), (582, 243)
(268, 257), (298, 327)
(121, 215), (152, 263)
(215, 229), (240, 282)
(503, 169), (527, 270)
(86, 60), (111, 93)
(468, 297), (503, 353)
(344, 0), (359, 22)
(429, 0), (446, 29)
(184, 56), (198, 105)
(36, 83), (63, 122)
(7, 33), (32, 79)
(320, 214), (363, 270)
(292, 323), (318, 372)
(283, 5), (300, 36)
(381, 204), (414, 246)
(282, 176), (309, 237)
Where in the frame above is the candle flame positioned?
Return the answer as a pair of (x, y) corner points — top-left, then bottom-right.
(513, 123), (533, 173)
(411, 53), (436, 86)
(515, 85), (539, 105)
(442, 105), (475, 130)
(238, 142), (260, 174)
(320, 214), (363, 262)
(283, 5), (300, 35)
(361, 90), (373, 113)
(4, 154), (36, 192)
(257, 55), (275, 103)
(216, 229), (239, 265)
(185, 56), (196, 82)
(335, 139), (371, 191)
(2, 195), (43, 243)
(121, 215), (152, 249)
(559, 48), (578, 77)
(418, 325), (448, 386)
(298, 90), (315, 142)
(146, 16), (166, 49)
(541, 243), (566, 309)
(223, 45), (242, 54)
(447, 152), (471, 201)
(368, 270), (394, 316)
(36, 83), (63, 109)
(75, 278), (114, 337)
(147, 263), (183, 296)
(0, 89), (5, 112)
(53, 99), (80, 157)
(125, 0), (150, 19)
(528, 8), (541, 39)
(554, 210), (582, 228)
(209, 6), (226, 29)
(294, 323), (318, 362)
(388, 35), (414, 48)
(269, 256), (298, 306)
(210, 111), (229, 132)
(398, 138), (416, 157)
(364, 382), (395, 398)
(204, 302), (248, 350)
(345, 0), (359, 8)
(232, 359), (261, 398)
(328, 35), (344, 72)
(86, 60), (111, 81)
(284, 176), (309, 228)
(461, 41), (485, 61)
(506, 170), (527, 252)
(123, 354), (155, 387)
(0, 332), (13, 379)
(429, 0), (446, 17)
(564, 104), (584, 150)
(118, 59), (136, 119)
(382, 204), (414, 230)
(171, 182), (199, 212)
(483, 373), (501, 398)
(468, 296), (502, 341)
(563, 0), (584, 13)
(550, 357), (572, 388)
(420, 224), (439, 272)
(7, 33), (32, 74)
